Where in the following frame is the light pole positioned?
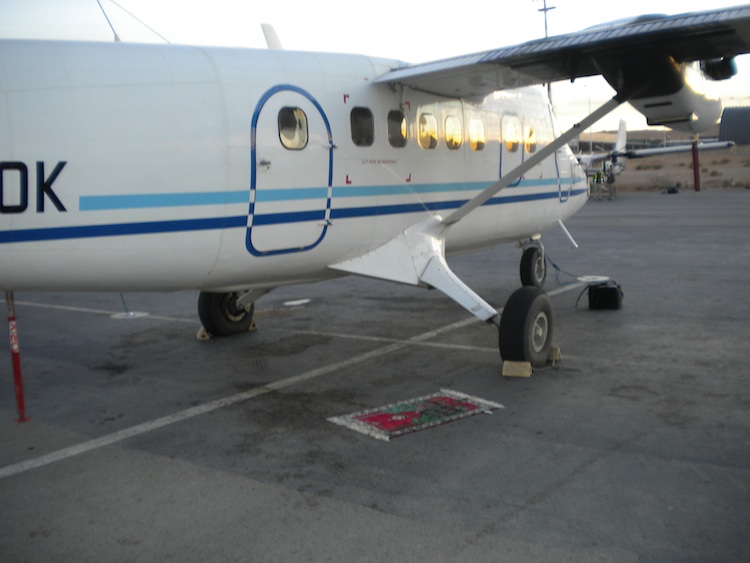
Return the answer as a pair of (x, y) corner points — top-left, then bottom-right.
(534, 1), (556, 102)
(536, 0), (556, 39)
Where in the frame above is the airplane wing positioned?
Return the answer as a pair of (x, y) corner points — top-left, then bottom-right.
(611, 141), (735, 160)
(375, 5), (750, 99)
(578, 141), (734, 169)
(578, 140), (736, 181)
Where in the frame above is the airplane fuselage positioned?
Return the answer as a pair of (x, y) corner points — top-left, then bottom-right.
(0, 41), (587, 292)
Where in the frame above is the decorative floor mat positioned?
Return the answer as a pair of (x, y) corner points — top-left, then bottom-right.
(328, 389), (504, 441)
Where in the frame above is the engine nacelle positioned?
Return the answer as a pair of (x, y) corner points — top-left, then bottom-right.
(629, 86), (722, 134)
(598, 54), (727, 134)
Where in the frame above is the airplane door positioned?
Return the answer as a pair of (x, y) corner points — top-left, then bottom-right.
(500, 115), (523, 187)
(247, 86), (333, 256)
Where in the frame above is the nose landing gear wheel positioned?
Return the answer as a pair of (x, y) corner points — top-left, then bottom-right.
(198, 291), (255, 336)
(520, 246), (546, 288)
(499, 286), (553, 368)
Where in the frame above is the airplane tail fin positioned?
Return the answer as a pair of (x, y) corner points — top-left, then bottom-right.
(614, 119), (627, 154)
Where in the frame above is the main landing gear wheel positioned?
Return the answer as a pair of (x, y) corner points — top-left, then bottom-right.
(198, 291), (255, 337)
(520, 246), (546, 288)
(499, 286), (553, 369)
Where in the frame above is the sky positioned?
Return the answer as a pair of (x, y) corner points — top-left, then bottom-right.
(1, 0), (749, 131)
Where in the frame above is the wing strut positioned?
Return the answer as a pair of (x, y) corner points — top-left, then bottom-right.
(443, 95), (624, 226)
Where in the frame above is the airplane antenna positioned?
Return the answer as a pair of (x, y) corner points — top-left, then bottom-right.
(261, 24), (284, 50)
(96, 0), (121, 42)
(118, 292), (136, 318)
(113, 292), (149, 319)
(100, 0), (172, 44)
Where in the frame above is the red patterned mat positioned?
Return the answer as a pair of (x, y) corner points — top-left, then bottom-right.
(328, 389), (504, 441)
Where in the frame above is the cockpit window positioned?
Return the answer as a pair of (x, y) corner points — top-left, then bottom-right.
(278, 107), (308, 150)
(387, 110), (407, 147)
(351, 107), (374, 147)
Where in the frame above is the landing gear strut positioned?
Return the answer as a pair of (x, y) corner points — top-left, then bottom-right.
(197, 291), (255, 337)
(499, 286), (554, 368)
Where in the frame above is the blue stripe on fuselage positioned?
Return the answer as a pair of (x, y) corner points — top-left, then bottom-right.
(77, 179), (569, 210)
(1, 182), (586, 244)
(0, 216), (248, 243)
(79, 191), (250, 210)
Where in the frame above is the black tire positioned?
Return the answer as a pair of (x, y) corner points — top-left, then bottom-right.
(520, 246), (546, 288)
(197, 291), (255, 336)
(499, 287), (553, 368)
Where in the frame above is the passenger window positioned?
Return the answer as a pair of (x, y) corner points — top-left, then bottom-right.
(503, 117), (521, 153)
(387, 110), (407, 148)
(525, 125), (537, 154)
(469, 119), (485, 151)
(350, 107), (374, 147)
(278, 107), (308, 150)
(418, 113), (438, 149)
(445, 116), (462, 150)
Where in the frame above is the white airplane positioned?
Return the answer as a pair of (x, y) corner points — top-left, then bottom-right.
(579, 119), (735, 198)
(2, 6), (750, 368)
(579, 119), (735, 174)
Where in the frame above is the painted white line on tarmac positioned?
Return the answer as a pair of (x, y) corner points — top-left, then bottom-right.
(547, 282), (585, 297)
(2, 299), (193, 323)
(273, 328), (499, 353)
(270, 283), (586, 353)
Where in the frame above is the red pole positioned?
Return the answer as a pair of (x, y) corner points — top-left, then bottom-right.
(692, 137), (701, 192)
(5, 291), (29, 422)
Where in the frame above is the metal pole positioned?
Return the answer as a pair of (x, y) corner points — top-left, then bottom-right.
(5, 291), (29, 422)
(692, 136), (702, 192)
(536, 0), (556, 102)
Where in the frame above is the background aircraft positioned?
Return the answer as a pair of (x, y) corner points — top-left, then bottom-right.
(579, 119), (736, 198)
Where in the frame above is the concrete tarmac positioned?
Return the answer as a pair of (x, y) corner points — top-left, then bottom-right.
(1, 189), (749, 561)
